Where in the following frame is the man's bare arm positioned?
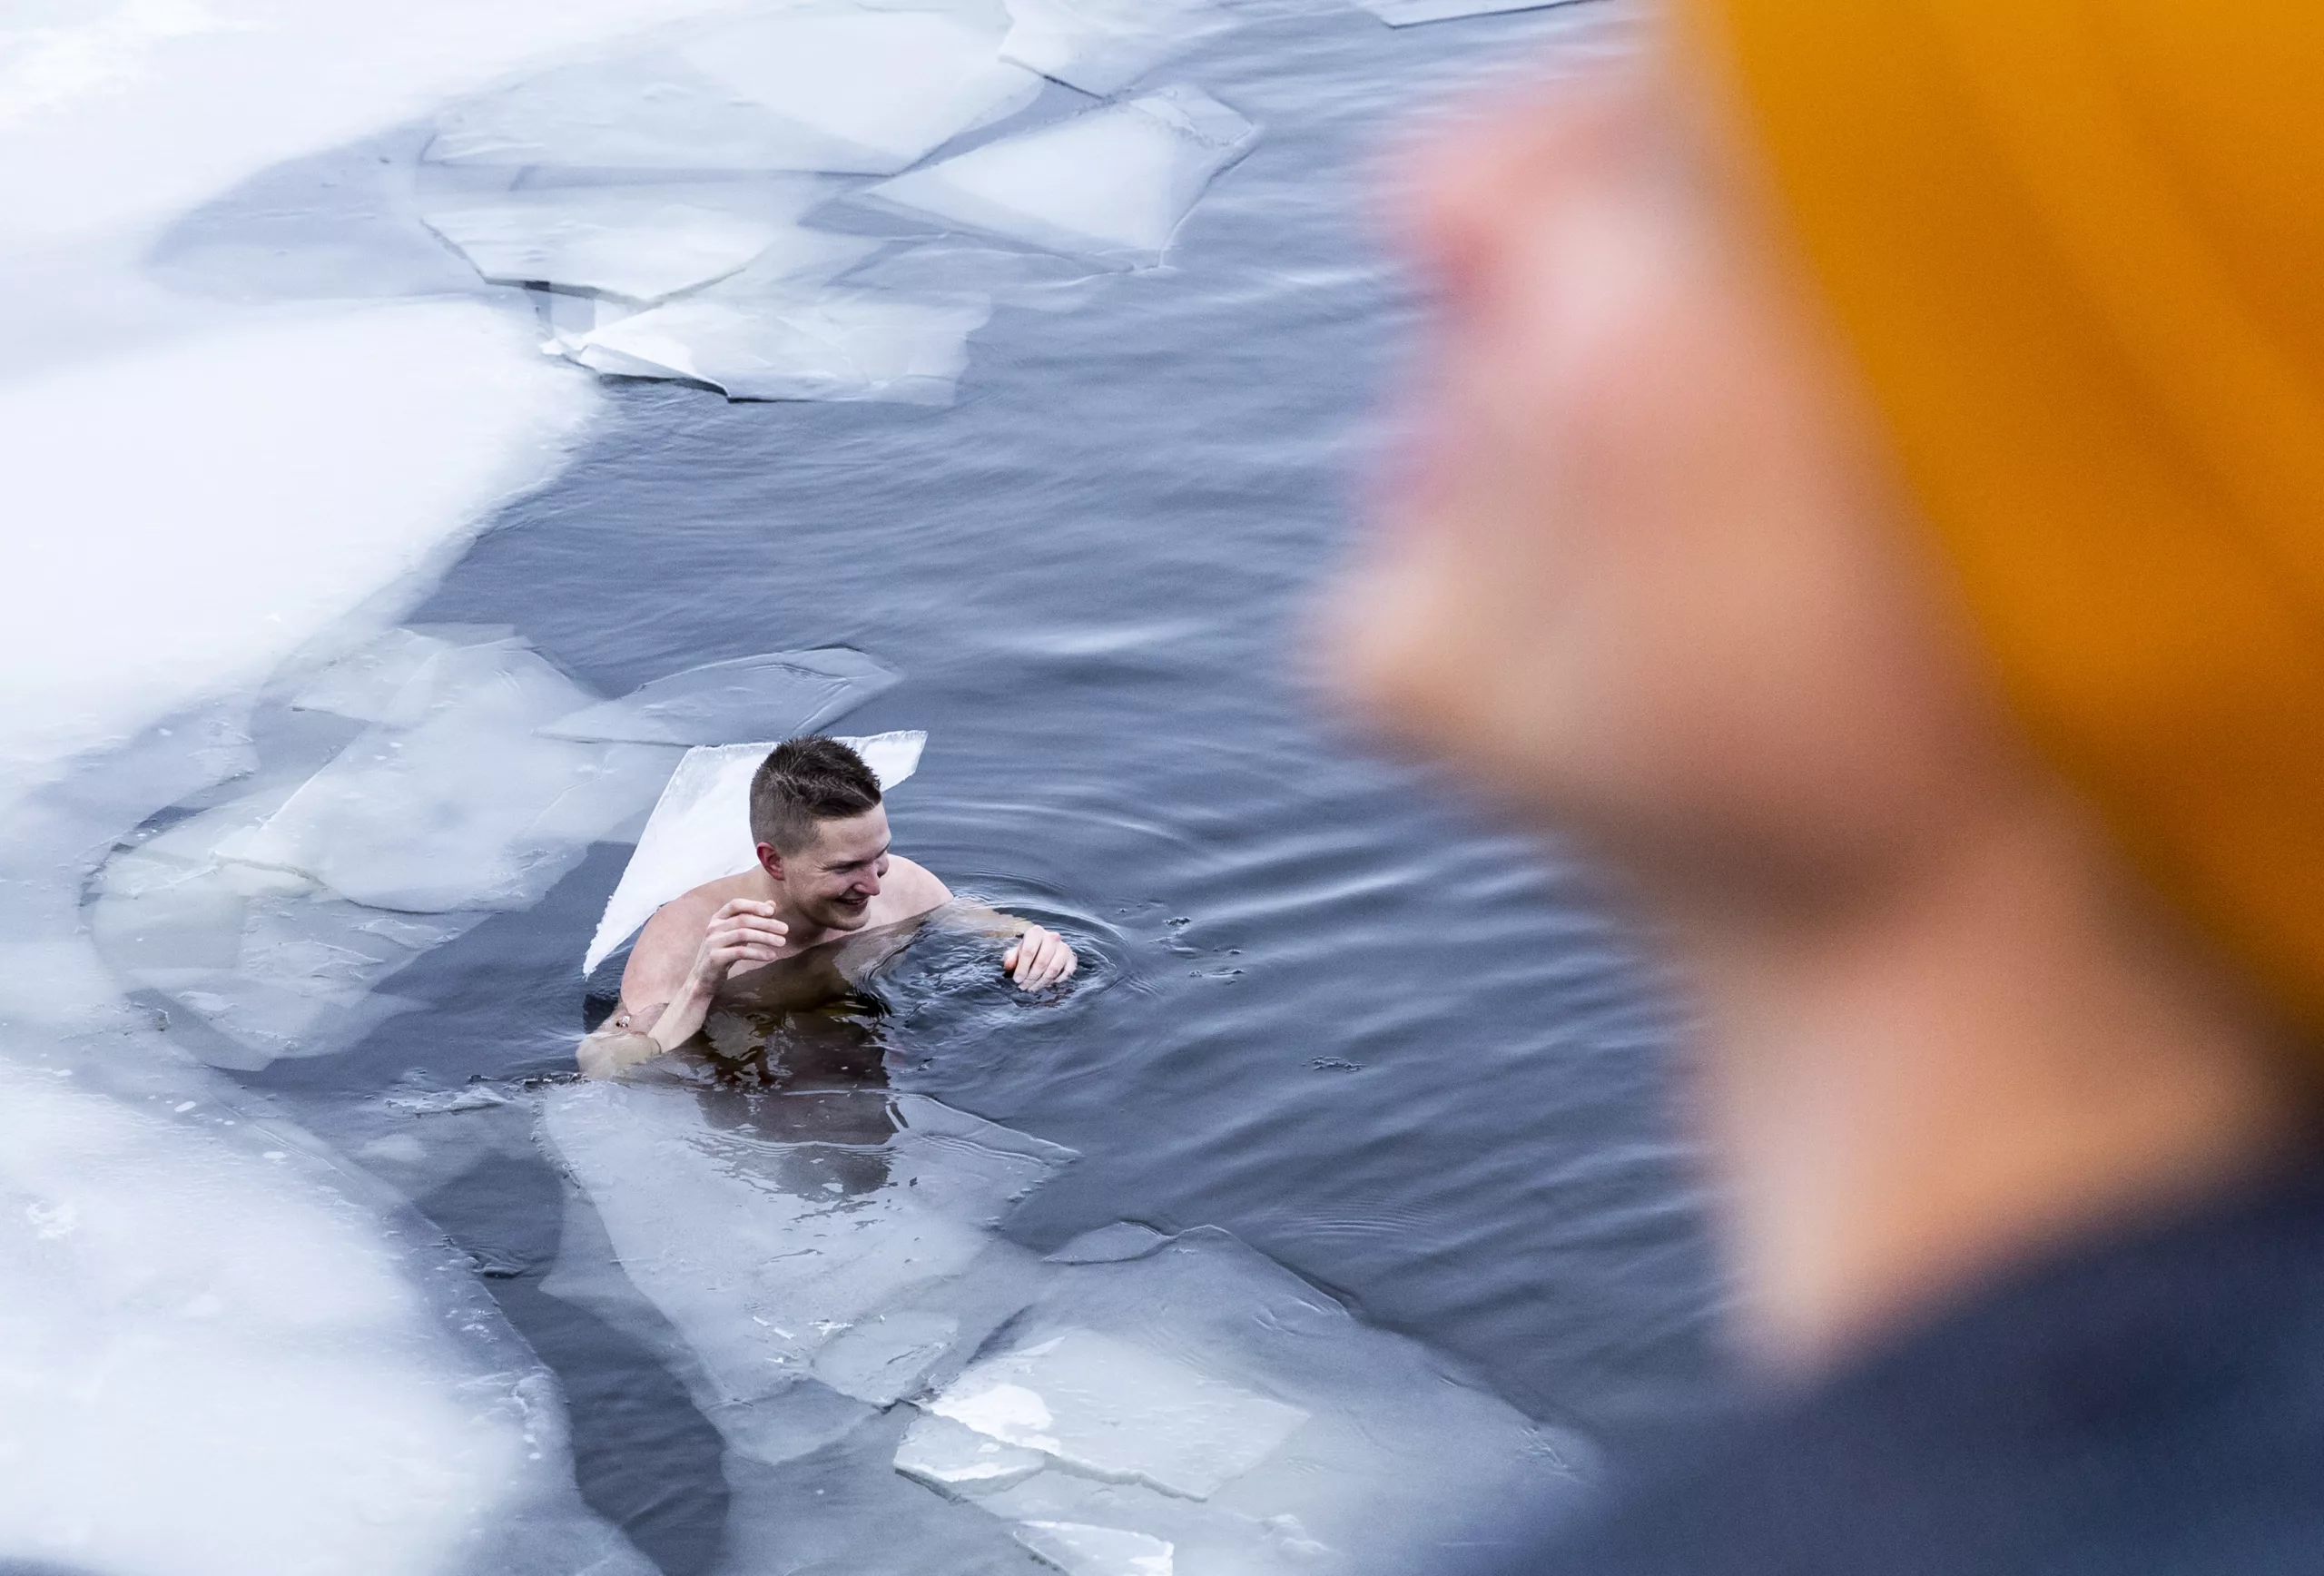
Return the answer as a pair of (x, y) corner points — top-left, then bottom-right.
(576, 898), (788, 1078)
(931, 898), (1079, 990)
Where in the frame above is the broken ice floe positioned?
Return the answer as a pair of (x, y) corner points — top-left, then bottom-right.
(85, 626), (710, 1067)
(403, 3), (1260, 402)
(537, 1077), (1588, 1576)
(217, 634), (673, 912)
(562, 284), (993, 404)
(585, 731), (928, 973)
(418, 179), (848, 303)
(1000, 0), (1231, 97)
(1354, 0), (1587, 23)
(428, 8), (1044, 178)
(860, 86), (1259, 267)
(540, 646), (899, 746)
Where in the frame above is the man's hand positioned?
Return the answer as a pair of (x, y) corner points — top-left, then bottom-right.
(1002, 924), (1078, 990)
(690, 899), (789, 991)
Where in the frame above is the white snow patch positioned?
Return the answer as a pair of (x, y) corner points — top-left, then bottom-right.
(0, 301), (596, 811)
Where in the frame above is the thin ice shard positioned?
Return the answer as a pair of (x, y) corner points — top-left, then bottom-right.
(418, 181), (840, 303)
(999, 0), (1230, 96)
(539, 648), (900, 747)
(1354, 0), (1588, 23)
(566, 286), (991, 404)
(858, 85), (1259, 266)
(585, 731), (926, 972)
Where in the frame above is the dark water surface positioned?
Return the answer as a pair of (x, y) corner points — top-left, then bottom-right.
(242, 2), (1722, 1565)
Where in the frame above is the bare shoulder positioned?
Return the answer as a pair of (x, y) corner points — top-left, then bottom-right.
(621, 872), (759, 1005)
(882, 855), (952, 917)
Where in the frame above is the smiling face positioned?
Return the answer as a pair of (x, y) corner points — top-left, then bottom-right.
(764, 804), (892, 933)
(1324, 54), (2020, 913)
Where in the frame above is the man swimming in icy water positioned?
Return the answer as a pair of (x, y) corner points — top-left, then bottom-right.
(576, 734), (1078, 1079)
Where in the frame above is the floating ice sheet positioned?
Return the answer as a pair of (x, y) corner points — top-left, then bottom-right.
(584, 731), (927, 972)
(565, 284), (992, 403)
(1000, 0), (1230, 96)
(542, 648), (898, 745)
(0, 1057), (651, 1576)
(1353, 0), (1588, 22)
(418, 180), (842, 302)
(931, 1328), (1310, 1499)
(428, 8), (1043, 177)
(539, 1081), (1072, 1429)
(220, 636), (674, 912)
(1016, 1521), (1177, 1576)
(858, 85), (1258, 266)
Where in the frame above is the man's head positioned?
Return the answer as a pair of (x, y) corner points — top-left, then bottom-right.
(750, 736), (890, 931)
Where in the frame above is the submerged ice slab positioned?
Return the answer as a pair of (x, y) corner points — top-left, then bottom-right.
(418, 180), (840, 302)
(539, 1080), (1073, 1430)
(0, 1057), (650, 1576)
(931, 1328), (1309, 1499)
(586, 731), (927, 971)
(428, 8), (1042, 177)
(542, 648), (900, 746)
(1000, 0), (1230, 96)
(1353, 0), (1585, 22)
(859, 85), (1258, 265)
(1016, 1521), (1176, 1576)
(565, 285), (992, 403)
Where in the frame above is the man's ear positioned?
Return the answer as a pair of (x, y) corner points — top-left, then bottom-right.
(755, 842), (784, 882)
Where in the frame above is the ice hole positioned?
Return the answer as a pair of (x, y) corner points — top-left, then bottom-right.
(540, 647), (900, 747)
(1000, 0), (1231, 96)
(856, 85), (1258, 266)
(585, 731), (927, 973)
(418, 180), (845, 303)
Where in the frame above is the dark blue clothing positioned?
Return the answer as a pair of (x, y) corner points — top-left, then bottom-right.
(1527, 1160), (2324, 1575)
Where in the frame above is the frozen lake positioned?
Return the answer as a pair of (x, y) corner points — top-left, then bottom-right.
(1, 2), (1719, 1572)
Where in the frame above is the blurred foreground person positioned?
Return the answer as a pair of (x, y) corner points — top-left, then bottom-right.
(1329, 3), (2324, 1570)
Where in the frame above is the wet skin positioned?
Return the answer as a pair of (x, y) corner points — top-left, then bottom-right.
(578, 806), (1077, 1079)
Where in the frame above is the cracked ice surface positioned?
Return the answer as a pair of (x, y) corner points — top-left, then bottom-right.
(540, 1070), (1587, 1576)
(586, 731), (928, 972)
(1354, 0), (1588, 24)
(428, 7), (1044, 178)
(859, 86), (1259, 266)
(999, 0), (1230, 97)
(417, 179), (844, 303)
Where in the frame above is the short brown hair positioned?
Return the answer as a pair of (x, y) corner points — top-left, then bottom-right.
(749, 736), (882, 853)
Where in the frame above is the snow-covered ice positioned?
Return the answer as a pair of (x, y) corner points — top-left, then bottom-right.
(1000, 0), (1231, 97)
(586, 731), (929, 972)
(859, 86), (1259, 266)
(541, 647), (901, 746)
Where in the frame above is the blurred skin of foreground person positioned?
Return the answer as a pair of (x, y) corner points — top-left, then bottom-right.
(1327, 2), (2324, 1569)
